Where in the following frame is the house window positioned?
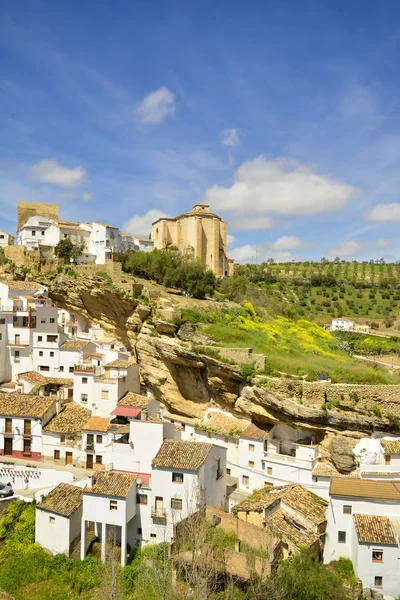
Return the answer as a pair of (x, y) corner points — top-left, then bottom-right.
(38, 336), (42, 342)
(39, 351), (43, 357)
(54, 450), (60, 460)
(343, 505), (352, 515)
(242, 475), (249, 486)
(216, 458), (223, 479)
(171, 498), (183, 510)
(150, 533), (156, 538)
(47, 335), (57, 342)
(226, 468), (231, 475)
(172, 472), (184, 483)
(96, 434), (102, 444)
(14, 351), (20, 361)
(39, 366), (50, 372)
(59, 366), (64, 372)
(50, 351), (54, 357)
(0, 319), (5, 325)
(137, 528), (142, 535)
(0, 235), (3, 239)
(82, 377), (88, 384)
(109, 500), (117, 511)
(60, 435), (65, 443)
(69, 367), (74, 373)
(374, 576), (383, 588)
(81, 394), (88, 403)
(101, 390), (109, 400)
(338, 531), (346, 543)
(249, 444), (255, 452)
(50, 318), (55, 323)
(182, 424), (186, 432)
(49, 516), (55, 525)
(248, 461), (255, 468)
(267, 467), (273, 475)
(95, 455), (102, 464)
(41, 319), (46, 324)
(372, 550), (383, 563)
(32, 230), (36, 236)
(137, 494), (148, 505)
(41, 231), (45, 236)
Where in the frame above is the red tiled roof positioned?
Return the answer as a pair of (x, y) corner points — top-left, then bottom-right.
(111, 406), (141, 418)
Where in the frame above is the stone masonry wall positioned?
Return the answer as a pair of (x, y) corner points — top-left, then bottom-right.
(75, 262), (122, 282)
(266, 377), (400, 416)
(208, 347), (266, 370)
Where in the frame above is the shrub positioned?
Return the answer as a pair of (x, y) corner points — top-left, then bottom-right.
(373, 404), (382, 417)
(240, 362), (256, 383)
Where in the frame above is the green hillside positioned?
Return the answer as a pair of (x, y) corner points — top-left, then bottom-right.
(180, 305), (400, 384)
(219, 260), (400, 325)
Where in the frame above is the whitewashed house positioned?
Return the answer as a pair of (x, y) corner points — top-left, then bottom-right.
(17, 215), (53, 250)
(35, 483), (83, 556)
(0, 394), (58, 461)
(330, 318), (355, 331)
(73, 361), (140, 417)
(81, 416), (128, 470)
(0, 230), (14, 248)
(81, 471), (137, 566)
(42, 402), (91, 466)
(324, 478), (400, 598)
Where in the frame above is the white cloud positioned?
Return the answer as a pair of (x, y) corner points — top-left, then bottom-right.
(376, 237), (391, 249)
(204, 156), (361, 230)
(122, 209), (170, 237)
(134, 87), (176, 125)
(269, 235), (311, 251)
(82, 192), (93, 202)
(226, 233), (236, 248)
(220, 128), (240, 148)
(367, 203), (400, 222)
(230, 216), (273, 230)
(327, 239), (361, 258)
(29, 159), (86, 188)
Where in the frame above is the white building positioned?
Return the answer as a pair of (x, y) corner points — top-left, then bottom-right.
(35, 483), (83, 556)
(42, 401), (91, 467)
(0, 393), (58, 461)
(0, 230), (14, 249)
(81, 471), (137, 566)
(324, 478), (400, 599)
(330, 318), (355, 331)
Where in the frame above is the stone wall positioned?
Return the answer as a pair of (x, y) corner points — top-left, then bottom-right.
(74, 261), (122, 282)
(3, 245), (26, 267)
(17, 201), (58, 231)
(205, 346), (266, 370)
(266, 377), (400, 416)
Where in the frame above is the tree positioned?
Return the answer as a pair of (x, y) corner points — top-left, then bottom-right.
(55, 238), (85, 264)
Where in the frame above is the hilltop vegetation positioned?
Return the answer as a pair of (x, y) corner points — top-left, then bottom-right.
(220, 260), (400, 325)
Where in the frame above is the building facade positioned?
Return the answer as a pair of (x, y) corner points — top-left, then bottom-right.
(151, 203), (234, 276)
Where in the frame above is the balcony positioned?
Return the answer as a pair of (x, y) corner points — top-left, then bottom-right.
(85, 443), (94, 451)
(263, 438), (319, 469)
(151, 507), (167, 521)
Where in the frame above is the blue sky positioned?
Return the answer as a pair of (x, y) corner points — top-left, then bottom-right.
(1, 1), (400, 263)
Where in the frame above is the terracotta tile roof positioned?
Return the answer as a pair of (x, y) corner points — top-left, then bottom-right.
(0, 382), (16, 389)
(197, 412), (250, 439)
(43, 402), (91, 434)
(61, 340), (91, 351)
(104, 359), (131, 369)
(380, 439), (400, 453)
(0, 280), (45, 291)
(86, 472), (137, 498)
(96, 336), (119, 344)
(313, 462), (360, 479)
(83, 416), (110, 432)
(152, 440), (213, 470)
(233, 484), (328, 526)
(37, 483), (83, 517)
(17, 371), (47, 385)
(0, 393), (55, 418)
(163, 411), (199, 426)
(242, 423), (271, 441)
(353, 514), (396, 544)
(330, 478), (400, 500)
(118, 391), (151, 408)
(268, 509), (319, 547)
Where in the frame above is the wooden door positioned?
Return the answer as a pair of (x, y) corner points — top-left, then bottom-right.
(24, 420), (31, 435)
(385, 454), (391, 465)
(155, 496), (163, 514)
(65, 452), (73, 465)
(86, 454), (93, 469)
(4, 438), (13, 456)
(14, 334), (20, 345)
